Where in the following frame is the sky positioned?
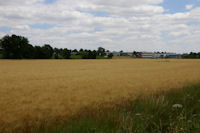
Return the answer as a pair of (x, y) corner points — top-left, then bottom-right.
(0, 0), (200, 53)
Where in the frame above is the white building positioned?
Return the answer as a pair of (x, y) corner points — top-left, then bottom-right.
(154, 52), (180, 58)
(165, 53), (180, 58)
(112, 51), (121, 56)
(141, 52), (154, 58)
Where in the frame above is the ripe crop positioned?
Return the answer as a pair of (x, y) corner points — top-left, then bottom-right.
(0, 59), (200, 132)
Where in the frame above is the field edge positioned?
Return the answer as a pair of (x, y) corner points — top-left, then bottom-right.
(31, 83), (200, 133)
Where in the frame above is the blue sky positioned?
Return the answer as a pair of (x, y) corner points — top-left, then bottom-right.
(0, 0), (200, 53)
(77, 10), (109, 17)
(161, 0), (200, 13)
(41, 0), (200, 17)
(40, 0), (200, 16)
(43, 0), (56, 4)
(0, 26), (11, 33)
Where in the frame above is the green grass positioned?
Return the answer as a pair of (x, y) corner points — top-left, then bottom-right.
(96, 56), (107, 59)
(33, 85), (200, 133)
(0, 53), (3, 59)
(70, 55), (82, 59)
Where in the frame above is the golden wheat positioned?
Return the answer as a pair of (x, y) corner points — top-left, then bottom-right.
(0, 59), (200, 131)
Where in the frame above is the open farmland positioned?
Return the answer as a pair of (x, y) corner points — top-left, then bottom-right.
(0, 59), (200, 132)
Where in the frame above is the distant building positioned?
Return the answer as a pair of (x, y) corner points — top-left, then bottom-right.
(141, 52), (154, 58)
(154, 53), (166, 58)
(111, 50), (180, 59)
(165, 53), (181, 58)
(154, 52), (180, 58)
(112, 51), (121, 56)
(111, 51), (133, 57)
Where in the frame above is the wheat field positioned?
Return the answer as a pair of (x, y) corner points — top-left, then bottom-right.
(0, 59), (200, 132)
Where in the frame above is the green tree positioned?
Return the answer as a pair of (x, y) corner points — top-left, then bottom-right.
(1, 34), (30, 59)
(22, 44), (35, 59)
(97, 47), (105, 56)
(42, 44), (54, 59)
(80, 50), (89, 59)
(120, 50), (123, 56)
(108, 53), (113, 59)
(72, 49), (79, 55)
(92, 50), (97, 59)
(0, 38), (2, 48)
(33, 45), (53, 59)
(34, 46), (45, 59)
(62, 48), (71, 59)
(88, 50), (96, 59)
(53, 48), (60, 59)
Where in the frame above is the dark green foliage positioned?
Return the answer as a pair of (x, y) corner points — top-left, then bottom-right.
(22, 44), (35, 59)
(52, 48), (99, 59)
(52, 48), (71, 59)
(72, 49), (79, 55)
(0, 54), (3, 59)
(62, 48), (71, 59)
(34, 46), (44, 59)
(0, 41), (3, 59)
(80, 50), (97, 59)
(70, 55), (82, 59)
(97, 47), (106, 56)
(133, 51), (142, 58)
(0, 35), (54, 59)
(1, 35), (30, 59)
(42, 44), (54, 59)
(53, 48), (60, 59)
(34, 45), (53, 59)
(108, 53), (113, 59)
(120, 50), (123, 56)
(0, 34), (112, 59)
(182, 52), (200, 59)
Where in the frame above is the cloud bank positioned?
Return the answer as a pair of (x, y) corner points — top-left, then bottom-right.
(0, 0), (200, 53)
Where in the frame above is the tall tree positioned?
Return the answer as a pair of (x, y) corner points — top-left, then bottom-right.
(120, 50), (123, 56)
(97, 47), (105, 56)
(22, 44), (35, 59)
(1, 34), (30, 59)
(62, 48), (71, 59)
(108, 53), (113, 59)
(53, 48), (60, 59)
(34, 46), (45, 59)
(42, 44), (54, 59)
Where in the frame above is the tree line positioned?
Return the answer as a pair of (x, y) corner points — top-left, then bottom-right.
(0, 34), (199, 59)
(0, 34), (113, 59)
(182, 52), (200, 59)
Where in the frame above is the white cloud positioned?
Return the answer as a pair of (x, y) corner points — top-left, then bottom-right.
(0, 0), (200, 53)
(185, 4), (193, 10)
